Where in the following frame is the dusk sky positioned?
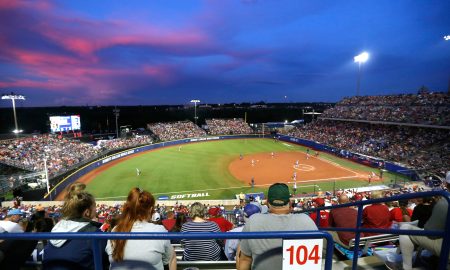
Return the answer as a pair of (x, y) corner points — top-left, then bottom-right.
(0, 0), (449, 107)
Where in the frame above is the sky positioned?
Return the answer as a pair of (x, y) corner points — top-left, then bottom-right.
(0, 0), (449, 107)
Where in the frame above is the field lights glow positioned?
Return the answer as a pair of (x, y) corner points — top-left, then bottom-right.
(354, 52), (369, 63)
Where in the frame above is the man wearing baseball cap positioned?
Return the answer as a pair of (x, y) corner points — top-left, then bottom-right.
(0, 209), (24, 233)
(239, 183), (318, 270)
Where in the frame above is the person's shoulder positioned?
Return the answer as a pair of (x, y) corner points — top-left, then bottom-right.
(145, 222), (168, 232)
(291, 213), (313, 220)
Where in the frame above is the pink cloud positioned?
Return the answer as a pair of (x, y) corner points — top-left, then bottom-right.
(0, 1), (219, 104)
(0, 0), (53, 10)
(38, 24), (211, 56)
(0, 78), (67, 90)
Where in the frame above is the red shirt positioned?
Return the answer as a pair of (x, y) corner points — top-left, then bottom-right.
(389, 207), (413, 222)
(208, 217), (233, 232)
(329, 207), (361, 246)
(362, 204), (392, 236)
(162, 219), (176, 231)
(309, 210), (329, 228)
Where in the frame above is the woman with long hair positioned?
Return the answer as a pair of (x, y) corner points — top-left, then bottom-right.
(44, 184), (108, 270)
(106, 187), (176, 270)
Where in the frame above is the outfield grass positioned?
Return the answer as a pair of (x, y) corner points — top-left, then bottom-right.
(86, 139), (409, 200)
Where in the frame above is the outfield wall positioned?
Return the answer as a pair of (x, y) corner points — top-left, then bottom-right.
(45, 135), (262, 201)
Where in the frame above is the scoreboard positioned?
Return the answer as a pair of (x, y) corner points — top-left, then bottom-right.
(50, 115), (81, 132)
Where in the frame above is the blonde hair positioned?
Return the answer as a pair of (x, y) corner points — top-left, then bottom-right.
(64, 182), (86, 200)
(61, 185), (95, 219)
(189, 202), (206, 219)
(371, 190), (384, 199)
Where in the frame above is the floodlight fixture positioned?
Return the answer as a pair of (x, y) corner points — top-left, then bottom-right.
(2, 92), (26, 136)
(354, 52), (369, 63)
(444, 35), (450, 41)
(190, 99), (201, 125)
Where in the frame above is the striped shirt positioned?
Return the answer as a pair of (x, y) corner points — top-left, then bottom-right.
(181, 221), (222, 261)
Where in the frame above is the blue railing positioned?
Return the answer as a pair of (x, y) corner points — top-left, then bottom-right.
(308, 190), (450, 270)
(0, 231), (334, 270)
(2, 191), (448, 269)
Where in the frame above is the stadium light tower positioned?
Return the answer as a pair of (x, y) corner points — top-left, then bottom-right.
(2, 92), (25, 135)
(190, 99), (200, 125)
(354, 52), (369, 96)
(113, 106), (120, 139)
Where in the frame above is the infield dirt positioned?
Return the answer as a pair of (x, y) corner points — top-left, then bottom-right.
(229, 152), (369, 186)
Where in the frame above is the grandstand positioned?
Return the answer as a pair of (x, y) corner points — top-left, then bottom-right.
(1, 93), (449, 269)
(205, 118), (253, 135)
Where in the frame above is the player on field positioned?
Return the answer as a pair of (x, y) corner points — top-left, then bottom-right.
(271, 152), (275, 158)
(136, 168), (141, 176)
(294, 160), (299, 169)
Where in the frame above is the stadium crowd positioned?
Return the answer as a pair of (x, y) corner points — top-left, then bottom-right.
(286, 119), (450, 174)
(147, 121), (206, 141)
(0, 179), (447, 269)
(0, 135), (153, 180)
(0, 135), (101, 176)
(96, 136), (153, 150)
(321, 92), (450, 126)
(206, 118), (253, 135)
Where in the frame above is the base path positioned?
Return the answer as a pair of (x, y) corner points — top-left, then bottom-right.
(229, 152), (368, 186)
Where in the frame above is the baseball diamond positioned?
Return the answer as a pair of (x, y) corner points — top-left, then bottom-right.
(54, 138), (404, 200)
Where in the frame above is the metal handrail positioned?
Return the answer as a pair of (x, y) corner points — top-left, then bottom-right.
(1, 191), (448, 269)
(0, 231), (334, 270)
(308, 190), (450, 270)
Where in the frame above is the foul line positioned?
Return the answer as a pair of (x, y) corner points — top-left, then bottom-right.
(314, 155), (360, 176)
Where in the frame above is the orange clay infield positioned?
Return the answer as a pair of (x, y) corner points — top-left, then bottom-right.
(229, 152), (369, 186)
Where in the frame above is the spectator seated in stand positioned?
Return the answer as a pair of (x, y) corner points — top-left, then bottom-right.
(308, 197), (330, 228)
(181, 202), (224, 261)
(208, 206), (234, 232)
(362, 191), (392, 236)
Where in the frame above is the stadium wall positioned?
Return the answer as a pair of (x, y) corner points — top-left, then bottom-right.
(45, 135), (263, 201)
(277, 134), (417, 179)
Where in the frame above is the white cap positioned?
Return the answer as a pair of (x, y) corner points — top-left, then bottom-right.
(151, 212), (161, 222)
(446, 171), (450, 184)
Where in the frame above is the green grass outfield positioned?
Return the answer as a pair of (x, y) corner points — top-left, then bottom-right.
(86, 139), (410, 200)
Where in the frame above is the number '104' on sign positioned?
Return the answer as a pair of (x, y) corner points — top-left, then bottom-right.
(282, 239), (323, 270)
